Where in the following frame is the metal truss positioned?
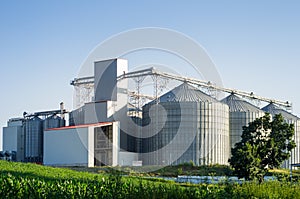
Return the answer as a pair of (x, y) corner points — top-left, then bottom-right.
(70, 67), (292, 109)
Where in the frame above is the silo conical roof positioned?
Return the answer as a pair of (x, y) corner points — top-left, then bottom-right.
(221, 93), (263, 112)
(262, 103), (298, 120)
(155, 83), (219, 103)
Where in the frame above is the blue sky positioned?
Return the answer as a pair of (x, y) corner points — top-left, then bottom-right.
(1, 1), (300, 149)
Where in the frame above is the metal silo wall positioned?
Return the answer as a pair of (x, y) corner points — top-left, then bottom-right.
(141, 102), (181, 165)
(43, 116), (65, 130)
(141, 101), (230, 166)
(293, 120), (300, 166)
(229, 111), (265, 151)
(198, 102), (230, 165)
(25, 117), (43, 162)
(171, 102), (198, 165)
(141, 101), (189, 165)
(281, 118), (300, 169)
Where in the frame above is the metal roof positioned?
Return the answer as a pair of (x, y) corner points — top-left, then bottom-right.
(153, 83), (219, 103)
(221, 93), (263, 112)
(262, 103), (298, 121)
(45, 122), (113, 131)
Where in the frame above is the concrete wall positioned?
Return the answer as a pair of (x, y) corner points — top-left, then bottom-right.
(44, 122), (120, 167)
(44, 127), (91, 167)
(3, 119), (24, 152)
(3, 126), (19, 151)
(94, 59), (128, 102)
(112, 121), (120, 166)
(7, 119), (23, 127)
(3, 125), (25, 162)
(84, 102), (108, 124)
(87, 126), (94, 167)
(94, 59), (117, 102)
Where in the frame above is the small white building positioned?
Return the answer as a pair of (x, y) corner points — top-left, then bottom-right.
(44, 121), (138, 167)
(44, 122), (118, 167)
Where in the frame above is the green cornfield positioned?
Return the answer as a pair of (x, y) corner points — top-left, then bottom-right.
(1, 160), (300, 199)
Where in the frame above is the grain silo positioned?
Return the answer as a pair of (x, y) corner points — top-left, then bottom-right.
(141, 83), (229, 166)
(25, 116), (43, 162)
(43, 115), (65, 130)
(221, 94), (265, 151)
(262, 103), (300, 168)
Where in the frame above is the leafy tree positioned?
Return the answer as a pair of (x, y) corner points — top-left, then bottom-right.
(229, 113), (296, 182)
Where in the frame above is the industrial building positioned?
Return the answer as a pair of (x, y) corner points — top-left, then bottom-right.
(2, 58), (299, 169)
(2, 108), (65, 163)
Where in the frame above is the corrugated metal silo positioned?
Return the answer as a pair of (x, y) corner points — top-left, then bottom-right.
(141, 83), (230, 166)
(221, 94), (265, 151)
(262, 103), (300, 168)
(25, 116), (43, 162)
(43, 115), (65, 130)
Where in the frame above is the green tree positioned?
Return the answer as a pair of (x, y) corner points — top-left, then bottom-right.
(229, 113), (296, 182)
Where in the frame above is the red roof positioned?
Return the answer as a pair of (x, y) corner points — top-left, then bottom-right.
(45, 122), (113, 131)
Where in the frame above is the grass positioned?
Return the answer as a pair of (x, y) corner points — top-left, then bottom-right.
(69, 163), (234, 177)
(2, 160), (300, 198)
(0, 161), (96, 180)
